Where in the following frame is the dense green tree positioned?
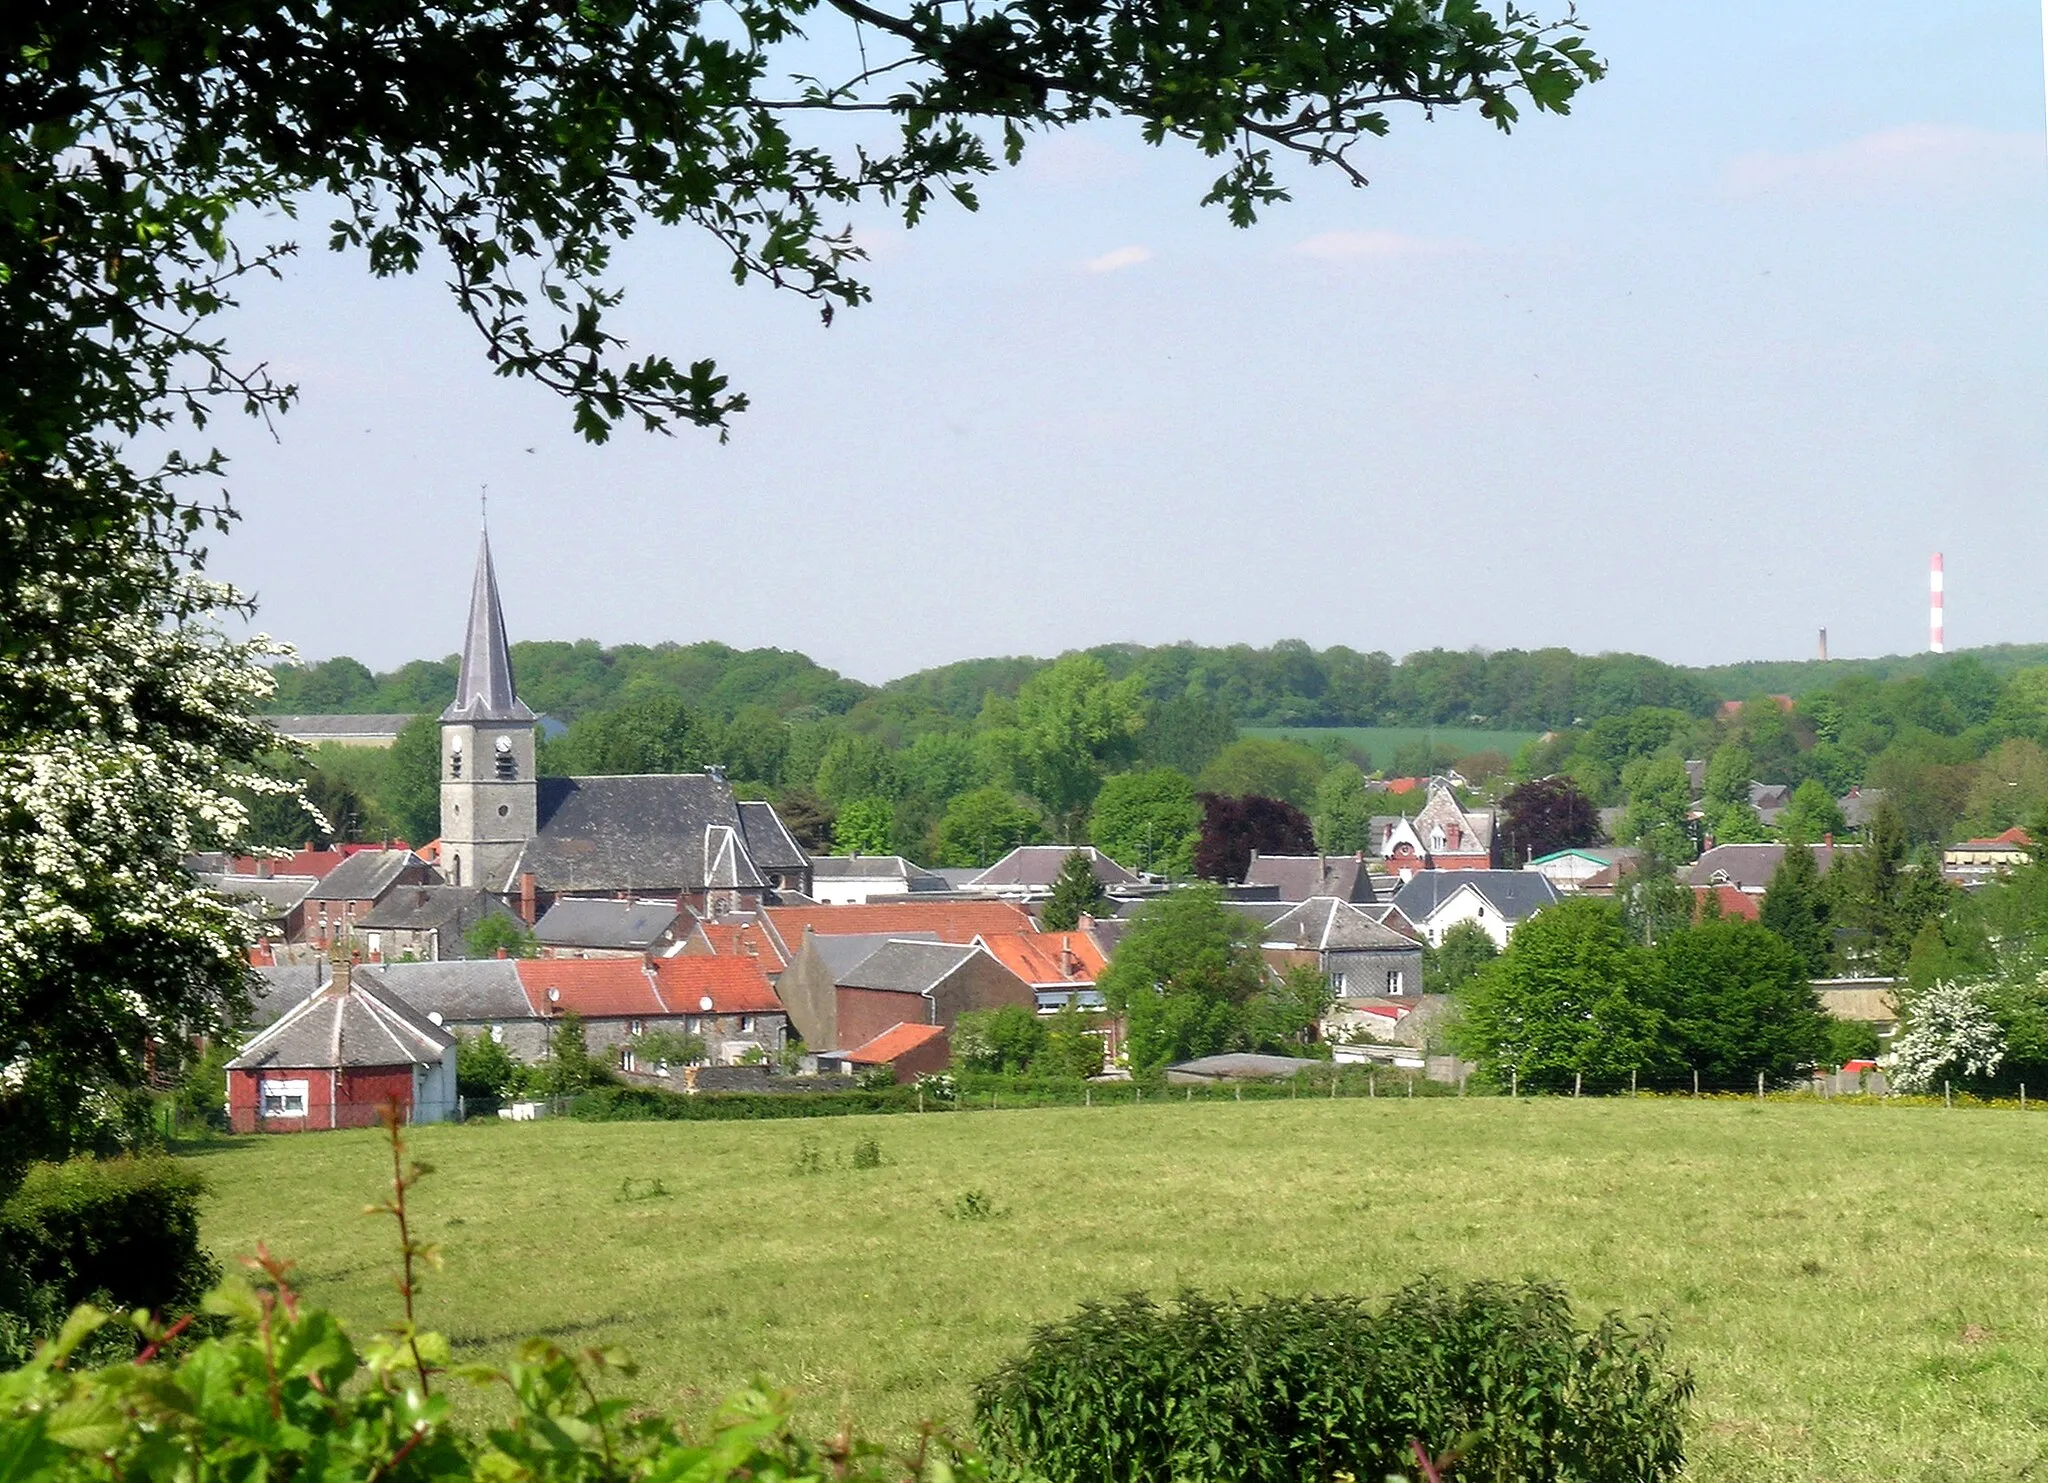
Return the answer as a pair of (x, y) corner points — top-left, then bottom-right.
(1088, 769), (1201, 877)
(1197, 738), (1327, 807)
(934, 787), (1046, 868)
(812, 735), (903, 808)
(1424, 920), (1499, 995)
(545, 695), (711, 776)
(383, 714), (443, 846)
(773, 787), (836, 854)
(465, 914), (539, 960)
(832, 797), (897, 856)
(1963, 738), (2048, 836)
(1705, 802), (1772, 846)
(1775, 779), (1845, 844)
(456, 1031), (519, 1101)
(952, 1004), (1047, 1073)
(1140, 695), (1240, 776)
(1702, 744), (1755, 814)
(1040, 851), (1110, 931)
(719, 706), (792, 786)
(1646, 920), (1827, 1089)
(1002, 657), (1146, 831)
(1098, 886), (1268, 1071)
(1496, 775), (1602, 864)
(1864, 736), (1974, 847)
(1758, 842), (1831, 977)
(1454, 899), (1664, 1092)
(1827, 803), (1954, 975)
(1244, 963), (1334, 1054)
(1042, 1003), (1107, 1078)
(1310, 764), (1376, 855)
(1617, 853), (1695, 948)
(1621, 756), (1694, 862)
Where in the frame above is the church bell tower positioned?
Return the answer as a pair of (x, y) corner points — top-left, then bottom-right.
(440, 524), (537, 892)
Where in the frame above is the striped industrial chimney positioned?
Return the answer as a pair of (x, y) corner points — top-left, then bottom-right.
(1930, 553), (1945, 654)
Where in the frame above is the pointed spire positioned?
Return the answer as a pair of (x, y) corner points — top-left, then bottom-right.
(442, 526), (534, 723)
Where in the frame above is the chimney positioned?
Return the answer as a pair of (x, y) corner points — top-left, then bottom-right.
(496, 946), (508, 959)
(520, 871), (536, 924)
(1823, 833), (1834, 848)
(1930, 552), (1945, 654)
(1818, 627), (1828, 662)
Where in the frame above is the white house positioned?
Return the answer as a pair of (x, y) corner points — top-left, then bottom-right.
(1389, 870), (1561, 948)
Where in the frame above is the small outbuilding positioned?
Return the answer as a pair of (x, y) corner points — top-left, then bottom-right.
(1165, 1053), (1325, 1085)
(226, 951), (457, 1132)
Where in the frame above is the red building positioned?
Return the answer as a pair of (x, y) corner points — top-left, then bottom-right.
(225, 957), (456, 1132)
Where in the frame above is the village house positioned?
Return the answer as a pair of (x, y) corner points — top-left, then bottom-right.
(966, 845), (1146, 899)
(683, 899), (1038, 983)
(511, 955), (788, 1066)
(367, 960), (552, 1061)
(1242, 852), (1380, 904)
(1378, 781), (1495, 878)
(819, 1022), (951, 1082)
(303, 849), (439, 949)
(808, 855), (953, 904)
(226, 950), (456, 1132)
(777, 936), (1034, 1056)
(1260, 897), (1425, 1000)
(358, 884), (512, 961)
(534, 898), (685, 957)
(1389, 870), (1559, 948)
(1687, 841), (1853, 895)
(436, 528), (812, 917)
(1942, 827), (2033, 888)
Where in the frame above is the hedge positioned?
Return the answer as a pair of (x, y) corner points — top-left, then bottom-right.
(974, 1280), (1693, 1483)
(569, 1085), (921, 1121)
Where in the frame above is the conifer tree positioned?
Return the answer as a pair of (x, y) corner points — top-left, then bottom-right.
(1041, 851), (1110, 931)
(1760, 840), (1831, 977)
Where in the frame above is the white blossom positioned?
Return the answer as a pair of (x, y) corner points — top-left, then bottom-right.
(1888, 979), (2005, 1095)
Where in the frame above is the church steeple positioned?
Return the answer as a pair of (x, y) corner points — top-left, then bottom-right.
(442, 525), (534, 723)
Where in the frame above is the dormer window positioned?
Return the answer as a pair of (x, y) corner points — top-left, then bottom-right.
(1429, 827), (1447, 853)
(449, 740), (463, 778)
(494, 735), (516, 779)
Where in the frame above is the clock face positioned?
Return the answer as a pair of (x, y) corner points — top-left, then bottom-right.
(495, 736), (512, 753)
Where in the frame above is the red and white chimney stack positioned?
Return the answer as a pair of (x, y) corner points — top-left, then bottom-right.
(1929, 552), (1945, 654)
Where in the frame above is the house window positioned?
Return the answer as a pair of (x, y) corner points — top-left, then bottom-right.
(686, 1016), (702, 1034)
(489, 1024), (505, 1043)
(1386, 970), (1406, 997)
(1330, 973), (1347, 996)
(1429, 828), (1447, 852)
(740, 1015), (756, 1033)
(629, 1019), (645, 1036)
(260, 1079), (309, 1117)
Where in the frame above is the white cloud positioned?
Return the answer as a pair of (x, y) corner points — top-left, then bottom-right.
(1722, 124), (2043, 201)
(1083, 244), (1154, 274)
(1290, 229), (1463, 263)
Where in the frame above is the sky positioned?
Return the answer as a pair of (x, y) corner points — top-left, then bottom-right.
(202, 0), (2048, 684)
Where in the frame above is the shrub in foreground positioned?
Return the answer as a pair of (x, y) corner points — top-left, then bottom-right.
(0, 1157), (218, 1363)
(974, 1281), (1692, 1483)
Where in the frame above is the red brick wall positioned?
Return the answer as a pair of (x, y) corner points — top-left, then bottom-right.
(229, 1065), (416, 1132)
(887, 1031), (951, 1083)
(836, 987), (927, 1050)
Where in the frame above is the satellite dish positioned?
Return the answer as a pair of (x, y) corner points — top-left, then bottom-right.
(428, 1011), (444, 1026)
(547, 986), (561, 1003)
(699, 995), (714, 1012)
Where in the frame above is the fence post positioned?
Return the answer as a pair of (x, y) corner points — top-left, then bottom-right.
(1085, 1086), (1091, 1108)
(1573, 1072), (1581, 1099)
(1135, 1086), (1141, 1105)
(1945, 1080), (1952, 1109)
(1460, 1071), (1469, 1096)
(1187, 1086), (1193, 1102)
(1370, 1072), (1376, 1099)
(918, 1088), (924, 1113)
(1630, 1068), (1637, 1098)
(1407, 1074), (1413, 1098)
(1756, 1071), (1764, 1102)
(1693, 1068), (1699, 1098)
(1235, 1084), (1242, 1102)
(1510, 1067), (1517, 1099)
(1330, 1076), (1337, 1099)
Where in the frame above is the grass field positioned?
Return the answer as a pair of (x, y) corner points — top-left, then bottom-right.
(193, 1099), (2048, 1481)
(1243, 726), (1542, 766)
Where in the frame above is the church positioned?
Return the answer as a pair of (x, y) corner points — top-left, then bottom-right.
(439, 529), (812, 920)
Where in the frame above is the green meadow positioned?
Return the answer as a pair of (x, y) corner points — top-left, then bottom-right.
(194, 1099), (2048, 1482)
(1242, 726), (1541, 767)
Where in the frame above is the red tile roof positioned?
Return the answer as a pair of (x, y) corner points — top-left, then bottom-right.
(763, 902), (1035, 955)
(845, 1021), (947, 1065)
(514, 958), (665, 1019)
(974, 931), (1106, 986)
(690, 919), (787, 972)
(651, 955), (783, 1014)
(1692, 885), (1761, 922)
(1382, 778), (1422, 795)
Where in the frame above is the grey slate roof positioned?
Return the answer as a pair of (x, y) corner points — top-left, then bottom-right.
(534, 897), (680, 950)
(229, 972), (454, 1071)
(809, 855), (948, 888)
(359, 884), (503, 934)
(249, 964), (326, 1028)
(442, 527), (535, 724)
(510, 774), (776, 894)
(1244, 854), (1377, 903)
(266, 714), (417, 742)
(809, 930), (941, 980)
(737, 801), (810, 872)
(970, 846), (1141, 890)
(305, 850), (425, 902)
(201, 873), (316, 920)
(1688, 843), (1853, 892)
(1264, 897), (1420, 952)
(1167, 1053), (1323, 1081)
(361, 961), (534, 1024)
(837, 939), (981, 993)
(1390, 870), (1560, 923)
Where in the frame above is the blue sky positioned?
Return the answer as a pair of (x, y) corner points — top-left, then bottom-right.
(205, 1), (2048, 683)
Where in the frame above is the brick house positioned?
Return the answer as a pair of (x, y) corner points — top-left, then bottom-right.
(827, 1022), (951, 1083)
(225, 956), (456, 1132)
(510, 954), (787, 1066)
(777, 937), (1033, 1053)
(1379, 781), (1495, 878)
(363, 960), (551, 1062)
(302, 849), (439, 949)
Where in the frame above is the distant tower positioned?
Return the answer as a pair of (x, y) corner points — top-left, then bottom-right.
(1818, 627), (1828, 662)
(1930, 553), (1945, 654)
(440, 524), (538, 892)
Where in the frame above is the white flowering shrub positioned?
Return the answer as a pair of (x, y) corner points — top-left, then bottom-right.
(1888, 979), (2005, 1095)
(0, 550), (291, 1169)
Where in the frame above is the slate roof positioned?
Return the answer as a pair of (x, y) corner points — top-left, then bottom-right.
(809, 855), (949, 889)
(804, 930), (940, 982)
(508, 774), (772, 894)
(249, 964), (326, 1028)
(266, 714), (416, 742)
(534, 898), (680, 951)
(1687, 843), (1853, 892)
(228, 972), (453, 1071)
(442, 528), (535, 724)
(736, 801), (810, 872)
(202, 874), (316, 920)
(837, 940), (984, 994)
(359, 884), (502, 934)
(365, 961), (533, 1023)
(844, 1021), (946, 1064)
(1264, 898), (1421, 953)
(969, 846), (1141, 890)
(1839, 788), (1886, 829)
(1243, 854), (1377, 903)
(305, 850), (426, 902)
(1390, 870), (1560, 923)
